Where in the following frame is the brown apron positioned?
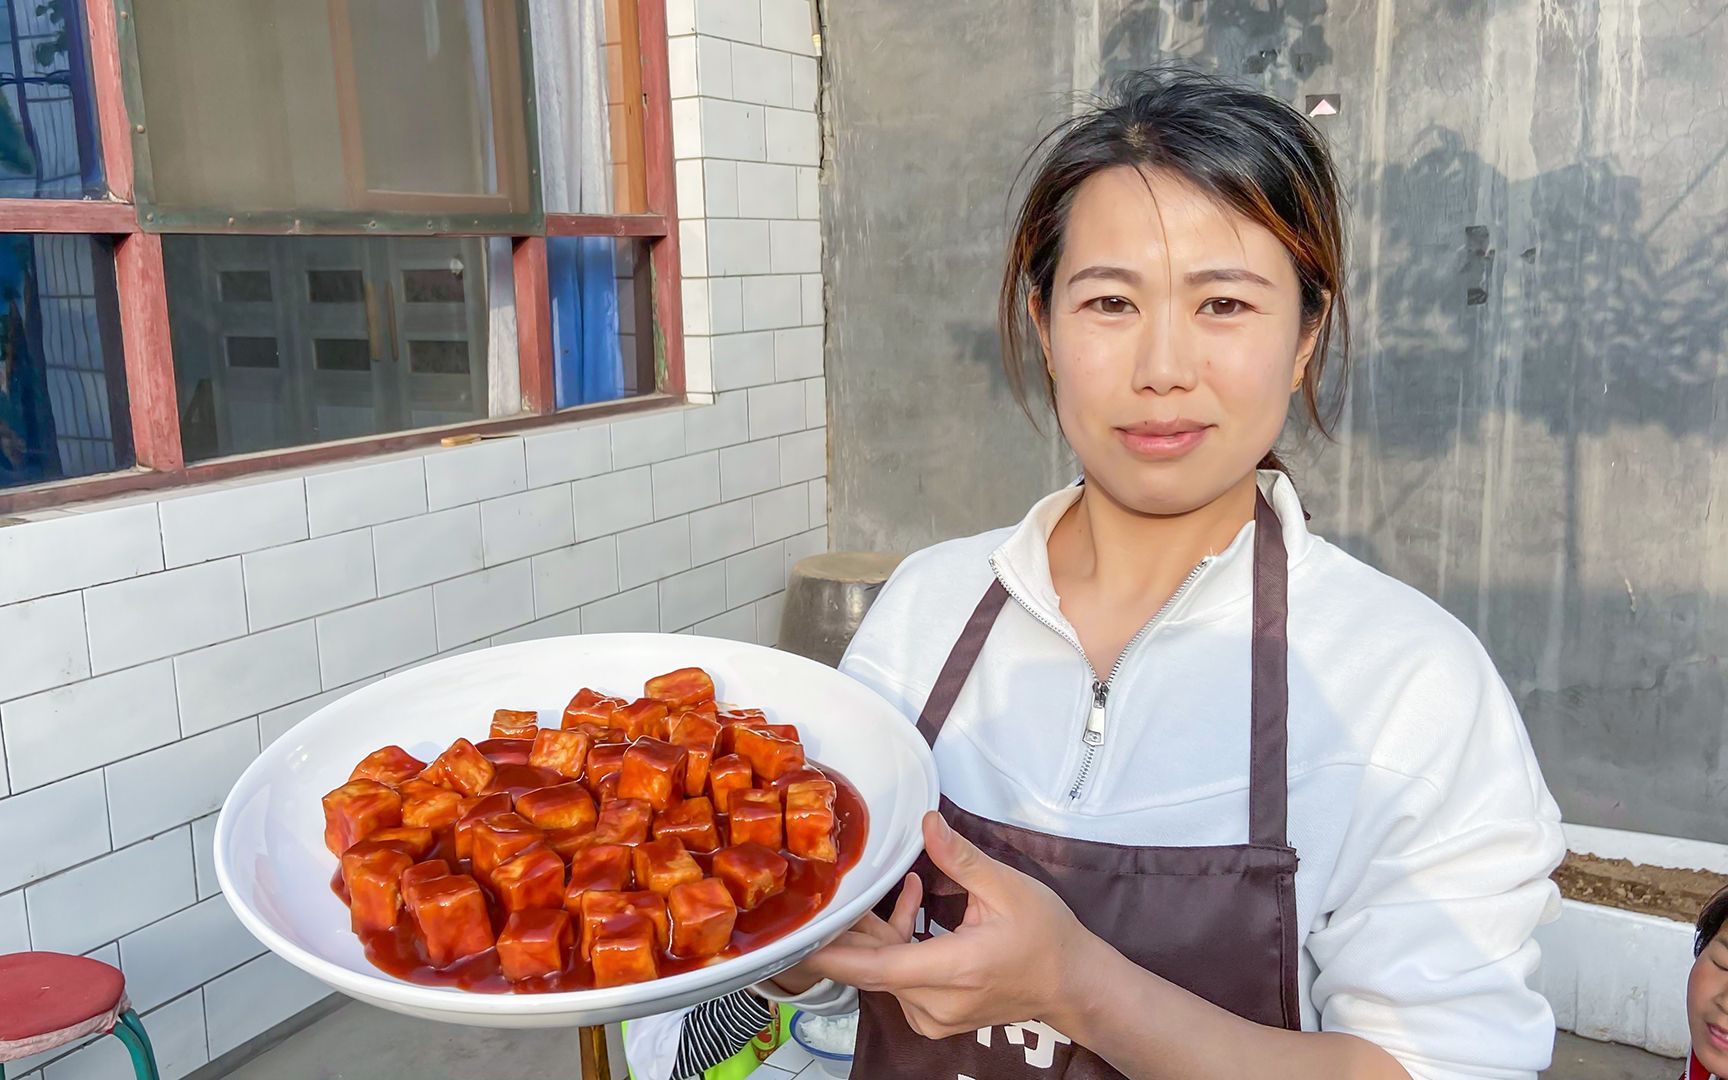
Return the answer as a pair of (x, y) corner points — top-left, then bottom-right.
(852, 491), (1302, 1078)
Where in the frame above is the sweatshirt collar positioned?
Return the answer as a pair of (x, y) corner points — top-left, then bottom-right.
(988, 470), (1315, 637)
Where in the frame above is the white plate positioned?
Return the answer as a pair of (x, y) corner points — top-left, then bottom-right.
(215, 634), (937, 1029)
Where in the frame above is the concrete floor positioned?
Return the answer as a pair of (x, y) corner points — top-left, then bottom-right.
(210, 1002), (1681, 1080)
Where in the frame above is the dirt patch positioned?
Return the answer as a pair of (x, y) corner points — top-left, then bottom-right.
(1553, 852), (1728, 924)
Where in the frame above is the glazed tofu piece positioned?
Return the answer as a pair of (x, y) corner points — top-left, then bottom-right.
(727, 788), (783, 849)
(340, 842), (414, 933)
(565, 843), (634, 899)
(491, 845), (567, 913)
(784, 779), (838, 862)
(497, 909), (574, 982)
(733, 727), (805, 782)
(490, 708), (541, 740)
(366, 826), (437, 859)
(452, 792), (514, 860)
(644, 667), (716, 710)
(682, 699), (719, 724)
(400, 859), (451, 906)
(562, 688), (625, 730)
(611, 698), (670, 742)
(579, 890), (669, 959)
(407, 873), (495, 967)
(322, 779), (402, 854)
(763, 724), (801, 744)
(669, 712), (721, 796)
(471, 813), (546, 885)
(398, 779), (464, 831)
(668, 877), (738, 960)
(528, 728), (592, 780)
(515, 783), (598, 832)
(584, 744), (628, 788)
(424, 738), (496, 797)
(652, 796), (721, 852)
(716, 706), (766, 725)
(590, 917), (659, 987)
(632, 837), (703, 896)
(593, 797), (653, 845)
(593, 773), (622, 803)
(546, 825), (599, 861)
(718, 717), (773, 757)
(706, 754), (753, 814)
(349, 745), (427, 787)
(618, 738), (688, 811)
(712, 844), (789, 910)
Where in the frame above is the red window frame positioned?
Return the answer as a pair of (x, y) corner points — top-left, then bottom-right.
(0, 0), (683, 514)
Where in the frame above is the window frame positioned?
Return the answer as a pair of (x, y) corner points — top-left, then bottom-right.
(0, 0), (684, 514)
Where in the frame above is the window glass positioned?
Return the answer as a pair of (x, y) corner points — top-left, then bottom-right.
(131, 0), (532, 218)
(0, 233), (130, 491)
(164, 234), (517, 461)
(0, 0), (104, 198)
(531, 0), (646, 215)
(549, 235), (654, 408)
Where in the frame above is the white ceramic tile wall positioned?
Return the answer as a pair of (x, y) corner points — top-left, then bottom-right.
(0, 6), (826, 1074)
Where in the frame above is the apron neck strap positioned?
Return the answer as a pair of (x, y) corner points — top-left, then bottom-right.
(1248, 487), (1290, 849)
(912, 486), (1291, 850)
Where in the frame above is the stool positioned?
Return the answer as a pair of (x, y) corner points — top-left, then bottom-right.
(777, 552), (904, 667)
(0, 952), (159, 1080)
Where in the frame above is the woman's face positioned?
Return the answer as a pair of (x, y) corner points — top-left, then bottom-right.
(1690, 930), (1728, 1071)
(1036, 166), (1318, 516)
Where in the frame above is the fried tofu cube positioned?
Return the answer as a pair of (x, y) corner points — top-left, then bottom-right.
(471, 813), (546, 885)
(398, 779), (464, 831)
(452, 792), (513, 860)
(727, 788), (783, 849)
(682, 700), (719, 725)
(490, 708), (541, 740)
(475, 737), (531, 766)
(593, 797), (653, 845)
(565, 843), (634, 898)
(784, 779), (838, 862)
(764, 724), (801, 743)
(611, 698), (670, 742)
(718, 717), (773, 756)
(590, 918), (659, 987)
(400, 859), (450, 906)
(669, 712), (721, 796)
(584, 743), (628, 788)
(340, 842), (414, 933)
(619, 738), (688, 811)
(645, 667), (716, 710)
(491, 845), (567, 913)
(322, 779), (402, 854)
(349, 745), (427, 787)
(706, 754), (753, 814)
(712, 844), (789, 910)
(562, 688), (625, 730)
(579, 890), (669, 959)
(733, 727), (805, 782)
(498, 909), (574, 982)
(367, 826), (437, 859)
(653, 796), (721, 852)
(407, 873), (495, 967)
(594, 773), (622, 803)
(716, 706), (766, 724)
(632, 837), (703, 896)
(528, 728), (592, 780)
(669, 877), (738, 960)
(424, 738), (496, 797)
(515, 783), (598, 831)
(547, 825), (599, 861)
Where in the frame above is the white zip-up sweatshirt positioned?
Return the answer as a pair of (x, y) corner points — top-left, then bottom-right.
(630, 472), (1565, 1080)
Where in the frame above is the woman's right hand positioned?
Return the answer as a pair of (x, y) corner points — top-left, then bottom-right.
(767, 872), (924, 995)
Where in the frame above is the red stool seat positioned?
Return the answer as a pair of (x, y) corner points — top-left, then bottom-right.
(0, 952), (129, 1063)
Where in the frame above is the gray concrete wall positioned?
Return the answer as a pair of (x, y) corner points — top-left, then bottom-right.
(822, 0), (1728, 843)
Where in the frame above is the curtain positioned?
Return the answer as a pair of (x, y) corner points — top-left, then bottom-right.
(529, 0), (625, 407)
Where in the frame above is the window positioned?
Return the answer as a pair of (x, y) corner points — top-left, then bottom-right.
(0, 0), (683, 510)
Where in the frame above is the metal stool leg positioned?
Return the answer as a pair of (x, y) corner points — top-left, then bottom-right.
(579, 1024), (611, 1080)
(119, 1010), (157, 1067)
(111, 1012), (160, 1080)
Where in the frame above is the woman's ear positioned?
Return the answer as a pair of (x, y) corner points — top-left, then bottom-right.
(1292, 293), (1331, 392)
(1029, 294), (1053, 378)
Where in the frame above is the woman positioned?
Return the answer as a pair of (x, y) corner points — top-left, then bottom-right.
(749, 66), (1565, 1080)
(1686, 887), (1728, 1079)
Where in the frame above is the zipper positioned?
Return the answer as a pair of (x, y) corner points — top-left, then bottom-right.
(989, 554), (1212, 804)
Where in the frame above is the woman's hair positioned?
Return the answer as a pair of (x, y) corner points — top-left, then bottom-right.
(998, 65), (1351, 471)
(1697, 885), (1728, 957)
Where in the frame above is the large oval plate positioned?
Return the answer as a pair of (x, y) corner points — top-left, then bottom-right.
(215, 634), (937, 1028)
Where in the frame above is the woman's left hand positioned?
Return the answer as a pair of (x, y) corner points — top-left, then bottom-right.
(800, 810), (1096, 1040)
